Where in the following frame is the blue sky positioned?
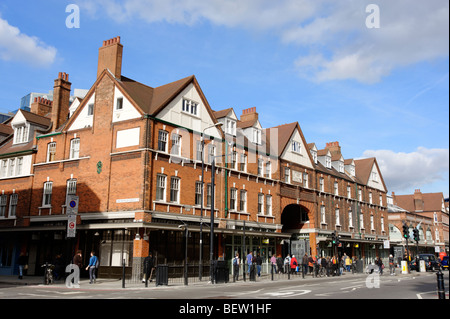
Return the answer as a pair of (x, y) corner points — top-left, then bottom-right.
(0, 0), (448, 197)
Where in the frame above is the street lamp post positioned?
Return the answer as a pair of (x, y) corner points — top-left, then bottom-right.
(200, 123), (223, 282)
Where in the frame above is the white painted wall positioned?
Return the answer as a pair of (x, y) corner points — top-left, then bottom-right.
(116, 127), (140, 149)
(367, 164), (386, 192)
(281, 129), (313, 169)
(112, 86), (141, 123)
(68, 92), (95, 131)
(156, 83), (221, 139)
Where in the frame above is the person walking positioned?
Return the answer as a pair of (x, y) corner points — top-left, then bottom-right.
(256, 253), (262, 277)
(85, 251), (98, 284)
(17, 252), (28, 280)
(284, 254), (291, 274)
(143, 252), (155, 284)
(301, 253), (308, 278)
(233, 253), (240, 281)
(246, 251), (253, 276)
(73, 250), (83, 270)
(270, 255), (277, 275)
(290, 255), (298, 275)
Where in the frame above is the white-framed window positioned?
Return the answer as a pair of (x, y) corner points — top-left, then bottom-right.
(319, 178), (324, 192)
(171, 134), (181, 156)
(1, 160), (7, 178)
(231, 152), (237, 170)
(66, 179), (77, 196)
(292, 141), (301, 153)
(0, 195), (7, 217)
(226, 119), (236, 136)
(265, 161), (271, 178)
(311, 150), (317, 164)
(196, 141), (202, 162)
(253, 128), (261, 144)
(230, 188), (237, 211)
(303, 173), (308, 188)
(47, 142), (56, 162)
(208, 145), (215, 164)
(349, 210), (353, 228)
(325, 156), (331, 168)
(8, 159), (15, 177)
(158, 130), (168, 152)
(13, 124), (29, 144)
(321, 205), (326, 224)
(266, 195), (272, 216)
(258, 159), (263, 176)
(16, 157), (23, 176)
(258, 193), (264, 214)
(239, 154), (247, 172)
(195, 181), (202, 206)
(284, 167), (290, 183)
(358, 189), (362, 201)
(347, 186), (351, 199)
(370, 215), (375, 230)
(170, 177), (180, 203)
(156, 174), (166, 201)
(339, 162), (344, 173)
(70, 138), (80, 159)
(334, 181), (339, 196)
(360, 213), (364, 230)
(42, 181), (53, 207)
(379, 194), (383, 206)
(239, 190), (247, 212)
(206, 183), (213, 207)
(381, 217), (385, 232)
(335, 208), (340, 226)
(371, 171), (378, 182)
(9, 194), (18, 218)
(369, 192), (373, 204)
(182, 98), (198, 116)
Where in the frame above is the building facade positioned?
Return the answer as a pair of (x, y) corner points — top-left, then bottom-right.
(0, 37), (390, 278)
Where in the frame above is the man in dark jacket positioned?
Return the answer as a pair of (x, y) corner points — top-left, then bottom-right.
(143, 252), (155, 284)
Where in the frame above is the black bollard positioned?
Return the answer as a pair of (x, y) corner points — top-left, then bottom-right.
(436, 269), (445, 299)
(122, 258), (126, 289)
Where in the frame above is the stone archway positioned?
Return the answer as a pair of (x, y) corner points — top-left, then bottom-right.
(281, 204), (310, 233)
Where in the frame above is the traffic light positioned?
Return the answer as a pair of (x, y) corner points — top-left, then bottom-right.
(402, 224), (409, 239)
(336, 235), (340, 246)
(413, 228), (420, 242)
(331, 231), (337, 244)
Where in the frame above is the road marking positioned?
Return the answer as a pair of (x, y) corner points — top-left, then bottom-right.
(264, 289), (311, 298)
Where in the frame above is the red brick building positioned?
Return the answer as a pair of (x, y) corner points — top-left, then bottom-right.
(0, 37), (390, 277)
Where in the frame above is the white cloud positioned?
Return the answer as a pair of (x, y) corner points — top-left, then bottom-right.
(76, 0), (449, 83)
(362, 147), (449, 193)
(0, 17), (56, 67)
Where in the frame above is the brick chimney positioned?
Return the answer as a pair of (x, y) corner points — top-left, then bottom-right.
(413, 189), (424, 212)
(51, 72), (71, 131)
(31, 97), (53, 118)
(240, 107), (258, 123)
(325, 141), (341, 154)
(97, 36), (123, 79)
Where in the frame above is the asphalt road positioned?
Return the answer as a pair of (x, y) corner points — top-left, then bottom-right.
(0, 271), (447, 300)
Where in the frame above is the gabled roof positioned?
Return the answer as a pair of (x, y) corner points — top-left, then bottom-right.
(213, 108), (234, 119)
(395, 192), (445, 213)
(0, 124), (13, 136)
(17, 109), (52, 128)
(354, 157), (387, 191)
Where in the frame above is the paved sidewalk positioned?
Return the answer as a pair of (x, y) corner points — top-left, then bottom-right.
(0, 269), (428, 291)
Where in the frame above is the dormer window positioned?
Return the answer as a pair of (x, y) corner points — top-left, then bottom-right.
(292, 141), (301, 154)
(339, 161), (344, 173)
(13, 124), (29, 144)
(226, 119), (236, 136)
(325, 156), (331, 169)
(182, 98), (198, 116)
(253, 128), (261, 144)
(311, 150), (317, 164)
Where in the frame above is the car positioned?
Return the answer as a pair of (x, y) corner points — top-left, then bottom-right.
(440, 256), (449, 270)
(410, 254), (441, 271)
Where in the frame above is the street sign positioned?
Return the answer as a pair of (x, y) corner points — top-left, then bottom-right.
(66, 195), (79, 215)
(67, 214), (77, 238)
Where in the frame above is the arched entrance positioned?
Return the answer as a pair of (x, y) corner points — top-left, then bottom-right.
(281, 204), (311, 259)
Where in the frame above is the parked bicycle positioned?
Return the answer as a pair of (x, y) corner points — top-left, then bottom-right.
(41, 262), (55, 285)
